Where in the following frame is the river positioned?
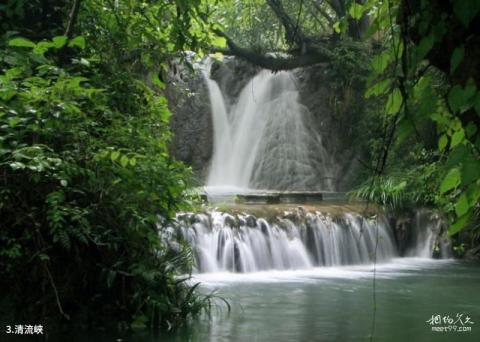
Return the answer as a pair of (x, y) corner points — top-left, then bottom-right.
(55, 258), (480, 342)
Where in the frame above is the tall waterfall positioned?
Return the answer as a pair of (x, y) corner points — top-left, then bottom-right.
(204, 69), (335, 191)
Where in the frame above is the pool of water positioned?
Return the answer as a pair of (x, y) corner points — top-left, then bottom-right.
(49, 258), (480, 341)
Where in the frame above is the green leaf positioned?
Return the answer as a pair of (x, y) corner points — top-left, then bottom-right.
(461, 158), (480, 186)
(463, 80), (478, 105)
(68, 36), (86, 50)
(416, 34), (434, 60)
(385, 88), (402, 114)
(438, 134), (448, 151)
(453, 0), (480, 28)
(440, 168), (461, 194)
(9, 162), (26, 170)
(33, 41), (54, 55)
(466, 181), (480, 204)
(372, 52), (392, 73)
(110, 151), (120, 162)
(0, 87), (17, 101)
(450, 45), (464, 74)
(52, 36), (68, 48)
(465, 122), (477, 138)
(397, 117), (414, 143)
(9, 37), (35, 48)
(333, 22), (341, 33)
(455, 193), (469, 217)
(450, 129), (465, 148)
(449, 212), (472, 236)
(365, 78), (392, 98)
(349, 3), (365, 20)
(446, 145), (469, 168)
(212, 36), (226, 48)
(120, 155), (129, 167)
(448, 83), (477, 113)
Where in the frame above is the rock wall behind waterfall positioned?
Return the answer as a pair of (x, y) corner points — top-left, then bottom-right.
(165, 60), (213, 180)
(293, 65), (367, 190)
(166, 57), (368, 190)
(390, 209), (452, 259)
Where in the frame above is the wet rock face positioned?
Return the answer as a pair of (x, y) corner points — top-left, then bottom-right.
(465, 245), (480, 260)
(165, 60), (213, 179)
(390, 209), (452, 258)
(293, 65), (367, 191)
(390, 215), (414, 256)
(210, 57), (260, 107)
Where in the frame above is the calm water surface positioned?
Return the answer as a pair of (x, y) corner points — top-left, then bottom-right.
(50, 258), (480, 342)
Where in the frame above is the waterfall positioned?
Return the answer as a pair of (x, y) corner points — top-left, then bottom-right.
(204, 69), (335, 191)
(177, 211), (398, 273)
(190, 63), (452, 275)
(407, 209), (452, 258)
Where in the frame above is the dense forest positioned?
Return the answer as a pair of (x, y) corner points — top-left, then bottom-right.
(0, 0), (479, 338)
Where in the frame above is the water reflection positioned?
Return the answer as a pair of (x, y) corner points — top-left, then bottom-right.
(40, 259), (480, 342)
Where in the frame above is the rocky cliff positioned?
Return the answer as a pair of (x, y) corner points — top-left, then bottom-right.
(165, 60), (213, 181)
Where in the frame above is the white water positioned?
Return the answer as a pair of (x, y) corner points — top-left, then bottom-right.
(179, 211), (398, 273)
(190, 258), (456, 285)
(193, 66), (451, 278)
(407, 209), (452, 258)
(204, 69), (335, 191)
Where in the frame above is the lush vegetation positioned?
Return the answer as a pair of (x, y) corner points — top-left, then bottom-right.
(349, 0), (480, 252)
(0, 0), (220, 331)
(1, 0), (479, 334)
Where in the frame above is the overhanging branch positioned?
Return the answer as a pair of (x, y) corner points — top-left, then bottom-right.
(213, 30), (332, 71)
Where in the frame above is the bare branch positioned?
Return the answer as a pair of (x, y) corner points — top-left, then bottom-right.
(65, 0), (82, 38)
(43, 262), (70, 320)
(266, 0), (307, 46)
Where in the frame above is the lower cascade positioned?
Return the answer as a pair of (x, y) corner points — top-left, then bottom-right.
(171, 209), (447, 274)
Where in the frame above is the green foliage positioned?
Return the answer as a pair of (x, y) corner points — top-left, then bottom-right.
(350, 150), (442, 211)
(362, 0), (480, 238)
(348, 2), (366, 20)
(452, 0), (480, 28)
(0, 0), (215, 332)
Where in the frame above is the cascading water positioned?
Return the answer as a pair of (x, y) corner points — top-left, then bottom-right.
(173, 209), (452, 274)
(407, 209), (452, 258)
(177, 211), (398, 273)
(187, 63), (452, 275)
(204, 68), (335, 191)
